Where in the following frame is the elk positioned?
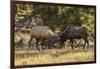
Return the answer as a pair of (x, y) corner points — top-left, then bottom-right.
(59, 26), (89, 49)
(28, 26), (55, 51)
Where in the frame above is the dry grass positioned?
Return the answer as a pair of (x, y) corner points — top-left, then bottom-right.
(15, 46), (94, 66)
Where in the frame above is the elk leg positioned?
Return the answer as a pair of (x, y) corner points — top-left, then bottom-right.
(70, 39), (74, 50)
(36, 39), (40, 51)
(41, 38), (45, 50)
(85, 38), (89, 49)
(83, 38), (87, 49)
(52, 42), (55, 49)
(28, 36), (33, 49)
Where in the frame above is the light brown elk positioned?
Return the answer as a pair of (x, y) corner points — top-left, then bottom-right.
(28, 26), (55, 51)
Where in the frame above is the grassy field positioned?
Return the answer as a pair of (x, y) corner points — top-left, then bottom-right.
(15, 45), (94, 66)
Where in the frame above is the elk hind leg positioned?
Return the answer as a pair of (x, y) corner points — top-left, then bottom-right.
(28, 36), (33, 49)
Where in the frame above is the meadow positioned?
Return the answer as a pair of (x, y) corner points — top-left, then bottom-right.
(15, 44), (94, 66)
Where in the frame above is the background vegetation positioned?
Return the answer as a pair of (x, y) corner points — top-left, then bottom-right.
(15, 3), (95, 33)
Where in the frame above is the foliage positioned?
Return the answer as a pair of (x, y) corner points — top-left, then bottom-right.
(15, 3), (95, 39)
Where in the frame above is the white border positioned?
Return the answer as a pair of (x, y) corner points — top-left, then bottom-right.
(0, 0), (100, 69)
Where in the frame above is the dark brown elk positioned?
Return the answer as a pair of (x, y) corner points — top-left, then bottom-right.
(59, 26), (89, 50)
(28, 26), (55, 51)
